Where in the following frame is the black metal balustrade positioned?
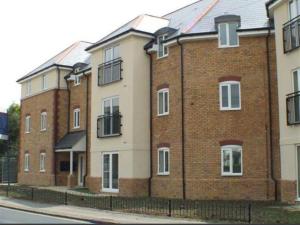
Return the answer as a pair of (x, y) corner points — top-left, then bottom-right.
(287, 91), (300, 125)
(97, 113), (122, 138)
(283, 15), (300, 53)
(98, 58), (123, 86)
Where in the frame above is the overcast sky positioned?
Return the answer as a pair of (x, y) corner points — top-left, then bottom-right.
(0, 0), (196, 111)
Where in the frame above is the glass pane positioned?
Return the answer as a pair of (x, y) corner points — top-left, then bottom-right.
(112, 61), (120, 82)
(104, 65), (112, 84)
(297, 147), (300, 198)
(229, 23), (238, 46)
(219, 23), (228, 46)
(159, 92), (164, 114)
(231, 84), (240, 108)
(112, 98), (119, 114)
(294, 71), (299, 92)
(104, 116), (111, 135)
(103, 155), (110, 189)
(104, 100), (111, 115)
(221, 85), (229, 108)
(165, 151), (169, 173)
(113, 46), (119, 59)
(159, 151), (164, 173)
(232, 150), (242, 174)
(223, 150), (230, 173)
(290, 0), (297, 19)
(112, 154), (119, 189)
(158, 36), (164, 57)
(105, 48), (113, 62)
(164, 92), (169, 113)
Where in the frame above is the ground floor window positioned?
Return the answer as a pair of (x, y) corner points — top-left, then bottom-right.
(221, 145), (242, 176)
(39, 153), (46, 172)
(24, 153), (29, 172)
(158, 148), (170, 175)
(102, 153), (119, 192)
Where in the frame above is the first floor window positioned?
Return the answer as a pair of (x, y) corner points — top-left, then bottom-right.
(221, 145), (242, 176)
(102, 153), (119, 192)
(24, 153), (30, 172)
(158, 88), (169, 116)
(158, 148), (170, 175)
(73, 108), (80, 129)
(40, 153), (46, 172)
(40, 112), (47, 131)
(25, 115), (31, 133)
(219, 81), (241, 110)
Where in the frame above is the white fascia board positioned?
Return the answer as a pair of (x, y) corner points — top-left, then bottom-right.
(238, 29), (275, 37)
(268, 0), (284, 11)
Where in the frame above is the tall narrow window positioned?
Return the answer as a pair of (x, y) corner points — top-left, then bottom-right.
(221, 145), (242, 176)
(100, 97), (120, 137)
(42, 75), (47, 90)
(289, 0), (300, 19)
(74, 76), (81, 86)
(218, 23), (239, 47)
(73, 108), (80, 129)
(158, 34), (168, 58)
(293, 69), (300, 122)
(24, 153), (30, 172)
(158, 148), (170, 175)
(102, 153), (119, 192)
(219, 81), (241, 110)
(25, 115), (31, 133)
(40, 153), (46, 172)
(157, 89), (169, 116)
(40, 112), (47, 131)
(25, 80), (32, 96)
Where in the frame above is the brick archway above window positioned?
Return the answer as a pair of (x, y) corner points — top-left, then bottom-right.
(156, 83), (169, 91)
(219, 140), (243, 146)
(157, 143), (171, 148)
(41, 109), (47, 113)
(218, 76), (241, 82)
(25, 113), (31, 117)
(72, 105), (80, 109)
(40, 150), (46, 153)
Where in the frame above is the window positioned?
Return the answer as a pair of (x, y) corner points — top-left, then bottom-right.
(40, 112), (47, 131)
(25, 80), (32, 96)
(74, 76), (81, 86)
(219, 81), (241, 110)
(294, 69), (300, 92)
(73, 108), (80, 129)
(218, 23), (239, 47)
(158, 148), (170, 175)
(289, 0), (300, 19)
(102, 153), (119, 192)
(158, 34), (168, 58)
(42, 75), (47, 90)
(221, 145), (242, 176)
(157, 89), (169, 116)
(24, 153), (29, 172)
(25, 115), (31, 133)
(40, 153), (46, 172)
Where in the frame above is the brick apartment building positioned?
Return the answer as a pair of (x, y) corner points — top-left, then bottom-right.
(17, 0), (285, 202)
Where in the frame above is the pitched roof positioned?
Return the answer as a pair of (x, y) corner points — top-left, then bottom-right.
(17, 41), (92, 83)
(55, 131), (86, 150)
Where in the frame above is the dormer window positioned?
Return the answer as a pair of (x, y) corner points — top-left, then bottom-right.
(157, 34), (168, 58)
(218, 23), (239, 48)
(74, 76), (81, 86)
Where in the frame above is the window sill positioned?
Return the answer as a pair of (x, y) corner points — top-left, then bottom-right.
(102, 188), (119, 193)
(157, 113), (169, 117)
(25, 132), (31, 134)
(218, 45), (239, 49)
(220, 108), (241, 111)
(98, 79), (122, 87)
(157, 173), (170, 176)
(221, 174), (242, 177)
(40, 129), (47, 132)
(24, 170), (29, 173)
(74, 84), (81, 87)
(40, 170), (46, 173)
(157, 54), (169, 60)
(98, 134), (122, 139)
(73, 127), (81, 130)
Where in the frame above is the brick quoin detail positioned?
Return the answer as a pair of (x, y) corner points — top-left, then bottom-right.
(218, 76), (242, 82)
(219, 140), (244, 146)
(156, 83), (169, 90)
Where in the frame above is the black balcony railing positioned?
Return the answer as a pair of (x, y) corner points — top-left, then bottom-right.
(97, 113), (122, 138)
(287, 91), (300, 125)
(283, 15), (300, 53)
(98, 58), (123, 86)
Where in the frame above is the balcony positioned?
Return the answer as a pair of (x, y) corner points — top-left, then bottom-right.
(283, 15), (300, 53)
(287, 91), (300, 125)
(97, 113), (122, 138)
(98, 58), (123, 86)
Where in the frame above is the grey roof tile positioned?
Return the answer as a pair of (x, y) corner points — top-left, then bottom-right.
(55, 131), (86, 150)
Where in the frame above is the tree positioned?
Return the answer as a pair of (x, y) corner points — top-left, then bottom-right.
(0, 103), (20, 156)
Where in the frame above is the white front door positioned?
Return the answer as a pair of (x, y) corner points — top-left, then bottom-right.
(102, 153), (119, 192)
(78, 154), (85, 186)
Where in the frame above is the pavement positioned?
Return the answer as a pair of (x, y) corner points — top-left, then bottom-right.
(0, 196), (205, 224)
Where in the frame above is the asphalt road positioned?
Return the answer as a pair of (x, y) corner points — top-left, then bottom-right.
(0, 207), (93, 224)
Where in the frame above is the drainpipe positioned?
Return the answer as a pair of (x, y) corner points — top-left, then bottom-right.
(84, 73), (89, 187)
(177, 37), (186, 200)
(64, 76), (71, 133)
(266, 28), (278, 201)
(146, 50), (153, 197)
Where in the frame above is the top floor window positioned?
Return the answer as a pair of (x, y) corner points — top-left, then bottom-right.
(98, 45), (122, 86)
(25, 80), (32, 96)
(42, 75), (47, 90)
(287, 69), (300, 125)
(157, 35), (168, 58)
(218, 23), (239, 48)
(73, 108), (80, 129)
(74, 76), (81, 86)
(289, 0), (300, 19)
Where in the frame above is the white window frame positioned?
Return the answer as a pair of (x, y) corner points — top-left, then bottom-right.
(104, 45), (120, 63)
(293, 68), (300, 92)
(157, 88), (169, 116)
(40, 112), (47, 131)
(24, 153), (30, 172)
(102, 152), (119, 193)
(157, 34), (169, 59)
(289, 0), (300, 19)
(102, 96), (120, 115)
(218, 23), (239, 48)
(40, 153), (46, 172)
(25, 115), (31, 133)
(221, 145), (243, 176)
(25, 80), (32, 96)
(74, 75), (81, 86)
(157, 148), (170, 176)
(42, 74), (47, 90)
(219, 81), (241, 111)
(73, 108), (80, 129)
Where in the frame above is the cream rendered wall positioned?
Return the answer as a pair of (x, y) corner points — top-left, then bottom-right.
(20, 68), (70, 99)
(273, 0), (300, 181)
(90, 35), (150, 180)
